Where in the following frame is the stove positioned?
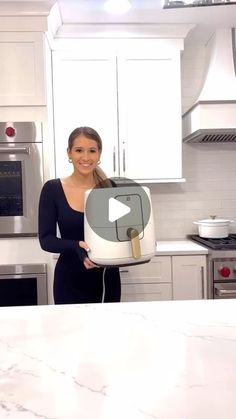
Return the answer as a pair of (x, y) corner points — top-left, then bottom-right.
(191, 234), (236, 299)
(191, 234), (236, 250)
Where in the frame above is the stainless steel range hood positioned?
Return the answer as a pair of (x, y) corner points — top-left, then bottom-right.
(182, 28), (236, 143)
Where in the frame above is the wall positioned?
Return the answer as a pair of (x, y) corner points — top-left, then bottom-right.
(151, 142), (236, 239)
(151, 44), (236, 240)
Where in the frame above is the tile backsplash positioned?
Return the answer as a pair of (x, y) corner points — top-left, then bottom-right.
(151, 142), (236, 239)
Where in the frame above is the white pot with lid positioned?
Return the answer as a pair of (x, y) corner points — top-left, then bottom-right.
(194, 216), (235, 238)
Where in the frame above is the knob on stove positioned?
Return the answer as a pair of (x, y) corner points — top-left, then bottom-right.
(218, 266), (231, 278)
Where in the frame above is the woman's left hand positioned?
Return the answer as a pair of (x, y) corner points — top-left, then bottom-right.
(83, 257), (98, 269)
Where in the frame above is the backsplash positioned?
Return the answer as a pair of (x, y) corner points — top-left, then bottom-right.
(151, 42), (236, 240)
(151, 140), (236, 240)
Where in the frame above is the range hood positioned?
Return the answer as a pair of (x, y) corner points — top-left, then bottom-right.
(182, 28), (236, 143)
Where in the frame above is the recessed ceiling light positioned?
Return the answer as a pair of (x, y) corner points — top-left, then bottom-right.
(104, 0), (132, 15)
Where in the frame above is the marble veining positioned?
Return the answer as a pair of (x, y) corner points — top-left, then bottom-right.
(1, 299), (236, 418)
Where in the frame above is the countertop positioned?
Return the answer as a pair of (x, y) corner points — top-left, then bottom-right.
(155, 239), (208, 255)
(1, 299), (236, 419)
(0, 238), (208, 264)
(52, 239), (208, 260)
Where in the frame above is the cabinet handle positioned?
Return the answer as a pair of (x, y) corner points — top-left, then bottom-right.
(123, 148), (126, 174)
(201, 266), (205, 299)
(120, 269), (129, 273)
(113, 147), (116, 173)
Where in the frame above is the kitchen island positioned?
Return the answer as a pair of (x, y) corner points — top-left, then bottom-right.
(1, 299), (236, 419)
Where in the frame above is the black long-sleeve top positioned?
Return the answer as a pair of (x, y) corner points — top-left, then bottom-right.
(38, 178), (85, 260)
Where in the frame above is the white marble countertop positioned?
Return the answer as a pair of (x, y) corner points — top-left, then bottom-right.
(0, 238), (208, 264)
(53, 239), (209, 260)
(155, 239), (208, 255)
(1, 299), (236, 419)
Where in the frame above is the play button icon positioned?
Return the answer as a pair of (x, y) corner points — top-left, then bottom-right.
(84, 177), (152, 243)
(108, 197), (131, 222)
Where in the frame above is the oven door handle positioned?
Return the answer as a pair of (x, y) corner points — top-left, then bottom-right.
(215, 288), (236, 297)
(0, 147), (30, 155)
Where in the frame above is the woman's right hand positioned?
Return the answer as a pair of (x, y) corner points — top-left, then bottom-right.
(78, 241), (99, 269)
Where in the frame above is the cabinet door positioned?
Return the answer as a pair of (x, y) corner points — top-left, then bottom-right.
(172, 255), (207, 300)
(120, 256), (172, 302)
(117, 45), (182, 181)
(0, 32), (46, 105)
(52, 51), (119, 178)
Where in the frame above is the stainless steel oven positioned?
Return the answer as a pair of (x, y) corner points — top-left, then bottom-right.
(0, 264), (48, 306)
(208, 252), (236, 299)
(0, 122), (43, 236)
(191, 235), (236, 299)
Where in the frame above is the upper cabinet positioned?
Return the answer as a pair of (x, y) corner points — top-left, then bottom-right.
(0, 32), (46, 106)
(52, 39), (184, 182)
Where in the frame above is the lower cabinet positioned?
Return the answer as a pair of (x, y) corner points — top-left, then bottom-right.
(120, 256), (172, 302)
(172, 255), (207, 300)
(120, 255), (207, 302)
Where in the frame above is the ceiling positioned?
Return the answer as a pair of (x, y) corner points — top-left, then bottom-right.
(58, 0), (166, 22)
(57, 0), (236, 44)
(0, 0), (236, 44)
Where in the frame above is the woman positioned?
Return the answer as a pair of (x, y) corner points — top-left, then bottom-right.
(38, 126), (121, 304)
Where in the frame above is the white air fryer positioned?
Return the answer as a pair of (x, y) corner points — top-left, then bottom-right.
(84, 185), (156, 267)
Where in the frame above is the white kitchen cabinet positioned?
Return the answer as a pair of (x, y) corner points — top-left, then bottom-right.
(172, 255), (207, 300)
(120, 256), (173, 302)
(120, 254), (207, 302)
(0, 32), (46, 106)
(52, 39), (183, 181)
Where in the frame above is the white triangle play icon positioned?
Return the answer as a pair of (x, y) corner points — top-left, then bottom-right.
(109, 197), (131, 222)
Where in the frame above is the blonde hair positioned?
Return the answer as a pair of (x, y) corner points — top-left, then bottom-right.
(93, 166), (113, 188)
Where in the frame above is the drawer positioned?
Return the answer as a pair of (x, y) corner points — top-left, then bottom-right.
(120, 256), (171, 284)
(121, 283), (172, 302)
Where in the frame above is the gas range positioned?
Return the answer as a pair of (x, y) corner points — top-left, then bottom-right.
(191, 234), (236, 251)
(191, 234), (236, 299)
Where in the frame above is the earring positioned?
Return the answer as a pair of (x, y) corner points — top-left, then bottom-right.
(68, 158), (72, 163)
(97, 160), (101, 165)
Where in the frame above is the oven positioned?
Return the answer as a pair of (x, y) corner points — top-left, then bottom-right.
(192, 235), (236, 299)
(0, 121), (43, 237)
(0, 264), (48, 306)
